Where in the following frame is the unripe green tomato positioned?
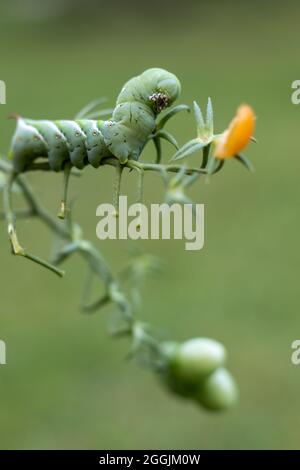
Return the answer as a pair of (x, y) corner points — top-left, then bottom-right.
(159, 342), (196, 399)
(160, 341), (179, 362)
(194, 368), (238, 411)
(172, 338), (227, 383)
(163, 371), (198, 399)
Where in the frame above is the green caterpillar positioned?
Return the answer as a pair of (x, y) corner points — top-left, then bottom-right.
(11, 68), (181, 173)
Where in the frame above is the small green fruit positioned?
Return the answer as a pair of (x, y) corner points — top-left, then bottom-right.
(159, 342), (196, 399)
(172, 338), (227, 383)
(160, 341), (179, 362)
(195, 368), (238, 411)
(163, 371), (197, 399)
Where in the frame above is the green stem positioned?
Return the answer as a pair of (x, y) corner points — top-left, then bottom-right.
(3, 171), (64, 277)
(0, 208), (34, 220)
(127, 159), (206, 175)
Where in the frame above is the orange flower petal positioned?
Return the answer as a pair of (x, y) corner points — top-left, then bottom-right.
(214, 104), (255, 159)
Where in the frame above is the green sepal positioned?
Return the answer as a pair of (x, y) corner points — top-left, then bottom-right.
(193, 98), (214, 143)
(171, 138), (207, 162)
(193, 100), (205, 132)
(201, 143), (210, 169)
(235, 153), (254, 172)
(206, 156), (224, 175)
(206, 97), (214, 137)
(212, 159), (225, 174)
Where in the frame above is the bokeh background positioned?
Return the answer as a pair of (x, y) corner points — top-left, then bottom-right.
(0, 0), (299, 450)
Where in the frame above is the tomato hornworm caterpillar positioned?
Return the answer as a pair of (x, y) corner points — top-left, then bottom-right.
(11, 68), (181, 173)
(2, 67), (183, 275)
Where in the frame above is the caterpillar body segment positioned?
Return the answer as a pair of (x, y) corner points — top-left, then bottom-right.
(10, 68), (181, 172)
(11, 118), (110, 173)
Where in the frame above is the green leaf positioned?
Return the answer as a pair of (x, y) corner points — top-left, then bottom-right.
(201, 143), (210, 169)
(157, 104), (190, 130)
(206, 156), (217, 175)
(212, 159), (225, 174)
(75, 97), (108, 119)
(206, 97), (213, 136)
(205, 155), (225, 176)
(235, 153), (254, 172)
(153, 135), (162, 163)
(156, 129), (179, 150)
(193, 99), (214, 142)
(82, 108), (113, 119)
(170, 138), (207, 162)
(193, 101), (205, 135)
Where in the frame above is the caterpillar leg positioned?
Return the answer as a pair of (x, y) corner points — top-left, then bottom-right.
(57, 162), (72, 220)
(112, 163), (123, 217)
(127, 161), (144, 230)
(3, 172), (64, 277)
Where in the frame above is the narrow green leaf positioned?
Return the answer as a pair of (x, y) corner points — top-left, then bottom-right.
(157, 104), (190, 129)
(171, 138), (199, 158)
(153, 135), (162, 163)
(201, 143), (210, 169)
(171, 139), (206, 162)
(170, 138), (199, 160)
(82, 108), (113, 119)
(193, 101), (205, 135)
(212, 159), (225, 174)
(206, 156), (217, 175)
(206, 97), (213, 136)
(235, 153), (254, 172)
(75, 97), (107, 119)
(156, 130), (179, 149)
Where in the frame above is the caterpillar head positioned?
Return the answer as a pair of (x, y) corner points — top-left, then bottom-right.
(101, 68), (182, 164)
(142, 68), (181, 114)
(149, 92), (170, 114)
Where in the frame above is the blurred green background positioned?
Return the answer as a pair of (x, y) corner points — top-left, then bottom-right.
(0, 0), (299, 450)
